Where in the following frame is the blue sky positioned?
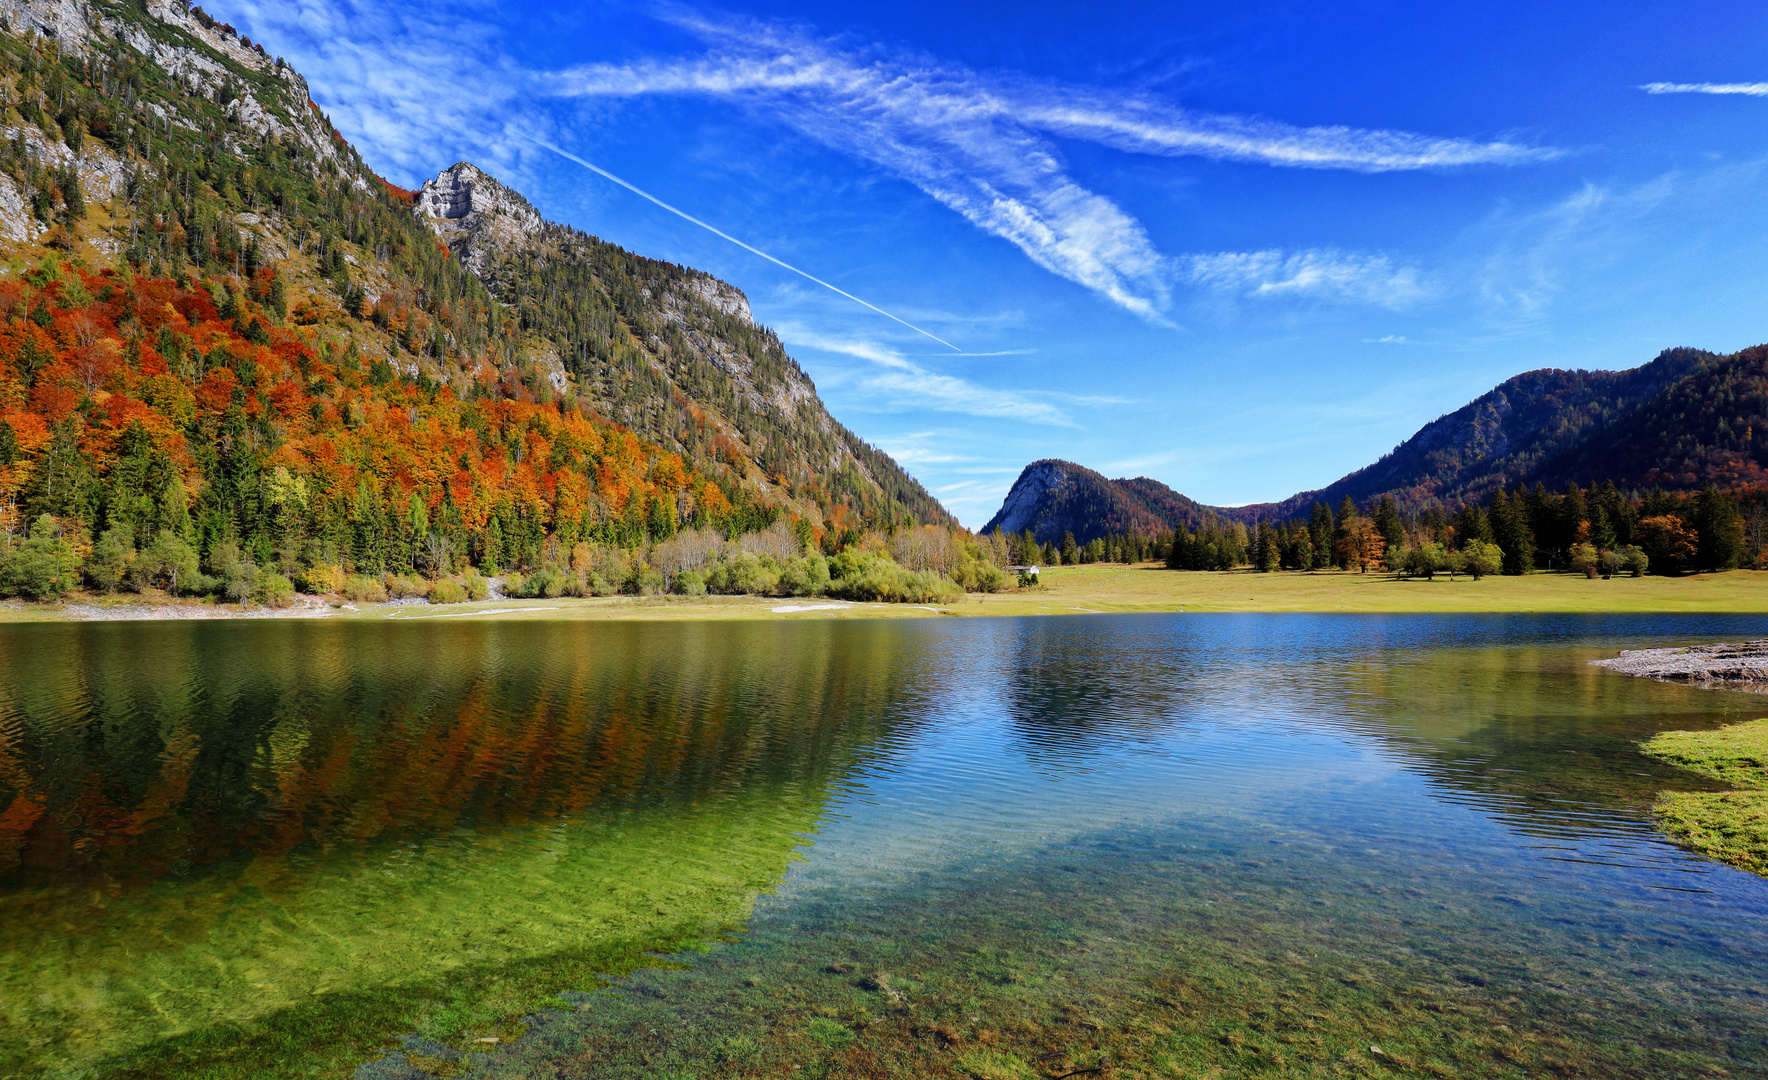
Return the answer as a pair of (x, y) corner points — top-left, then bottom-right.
(222, 0), (1768, 527)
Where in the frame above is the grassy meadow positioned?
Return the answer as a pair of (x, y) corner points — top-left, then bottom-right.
(9, 564), (1768, 623)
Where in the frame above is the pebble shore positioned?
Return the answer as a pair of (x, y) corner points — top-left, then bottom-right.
(1592, 640), (1768, 685)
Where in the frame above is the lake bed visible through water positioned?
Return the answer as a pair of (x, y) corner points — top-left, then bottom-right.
(2, 614), (1766, 1078)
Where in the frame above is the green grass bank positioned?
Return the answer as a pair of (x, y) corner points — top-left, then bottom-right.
(1641, 718), (1768, 878)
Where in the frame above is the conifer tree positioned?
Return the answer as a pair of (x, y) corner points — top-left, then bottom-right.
(1333, 496), (1359, 570)
(1308, 502), (1333, 569)
(1256, 521), (1280, 572)
(1561, 483), (1590, 546)
(1489, 489), (1535, 575)
(1690, 485), (1744, 571)
(1373, 496), (1403, 552)
(1455, 502), (1494, 548)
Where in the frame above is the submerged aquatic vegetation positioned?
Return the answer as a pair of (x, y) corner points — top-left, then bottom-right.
(469, 814), (1765, 1080)
(7, 615), (1768, 1079)
(1643, 717), (1768, 876)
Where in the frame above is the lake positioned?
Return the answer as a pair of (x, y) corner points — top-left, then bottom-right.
(2, 614), (1766, 1079)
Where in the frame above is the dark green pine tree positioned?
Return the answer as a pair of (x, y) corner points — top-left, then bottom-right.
(1308, 502), (1333, 570)
(1372, 496), (1403, 552)
(1455, 502), (1494, 548)
(1593, 480), (1634, 546)
(1561, 483), (1590, 545)
(1591, 505), (1617, 550)
(1690, 484), (1744, 571)
(1489, 489), (1535, 575)
(1166, 527), (1187, 570)
(1333, 496), (1359, 570)
(1060, 530), (1078, 565)
(1256, 521), (1280, 572)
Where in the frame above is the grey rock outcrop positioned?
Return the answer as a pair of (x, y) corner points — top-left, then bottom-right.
(0, 0), (339, 164)
(413, 162), (544, 275)
(989, 462), (1071, 536)
(1592, 642), (1768, 688)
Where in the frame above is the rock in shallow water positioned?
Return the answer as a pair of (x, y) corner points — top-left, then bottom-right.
(1591, 641), (1768, 687)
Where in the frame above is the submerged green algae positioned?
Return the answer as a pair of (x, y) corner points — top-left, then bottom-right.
(0, 618), (921, 1078)
(1642, 717), (1768, 877)
(42, 791), (816, 1079)
(470, 814), (1766, 1080)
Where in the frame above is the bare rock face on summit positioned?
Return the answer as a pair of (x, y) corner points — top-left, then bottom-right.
(989, 462), (1073, 537)
(414, 163), (545, 275)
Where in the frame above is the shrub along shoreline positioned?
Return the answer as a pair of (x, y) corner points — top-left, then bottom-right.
(1, 520), (1010, 612)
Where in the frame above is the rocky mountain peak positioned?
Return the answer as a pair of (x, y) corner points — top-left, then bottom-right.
(413, 161), (544, 272)
(988, 461), (1072, 536)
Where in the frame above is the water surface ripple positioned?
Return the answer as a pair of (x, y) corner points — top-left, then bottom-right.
(0, 614), (1765, 1078)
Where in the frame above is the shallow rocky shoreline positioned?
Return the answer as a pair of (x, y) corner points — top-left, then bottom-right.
(1592, 641), (1768, 686)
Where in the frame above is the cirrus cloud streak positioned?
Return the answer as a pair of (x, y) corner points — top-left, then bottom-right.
(1641, 82), (1768, 96)
(553, 16), (1551, 319)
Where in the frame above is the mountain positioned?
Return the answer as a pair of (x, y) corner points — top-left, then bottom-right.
(407, 162), (952, 532)
(981, 459), (1224, 544)
(986, 343), (1768, 541)
(0, 0), (950, 585)
(1222, 346), (1722, 522)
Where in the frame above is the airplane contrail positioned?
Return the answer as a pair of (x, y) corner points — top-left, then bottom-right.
(517, 133), (962, 352)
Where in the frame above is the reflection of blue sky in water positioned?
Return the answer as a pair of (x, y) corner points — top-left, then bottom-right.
(482, 618), (1768, 1078)
(777, 614), (1768, 900)
(5, 614), (1768, 1076)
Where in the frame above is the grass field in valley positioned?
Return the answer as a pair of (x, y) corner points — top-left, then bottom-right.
(9, 565), (1768, 623)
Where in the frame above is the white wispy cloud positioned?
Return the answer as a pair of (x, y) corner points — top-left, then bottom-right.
(1180, 249), (1434, 307)
(1011, 90), (1556, 171)
(1641, 82), (1768, 96)
(228, 3), (1544, 326)
(226, 0), (529, 179)
(776, 326), (1075, 425)
(552, 15), (1551, 319)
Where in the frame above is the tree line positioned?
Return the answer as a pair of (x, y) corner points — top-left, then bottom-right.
(980, 480), (1756, 578)
(0, 262), (1000, 605)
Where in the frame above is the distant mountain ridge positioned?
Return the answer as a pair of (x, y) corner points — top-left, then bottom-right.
(1222, 346), (1731, 522)
(981, 460), (1224, 544)
(987, 343), (1768, 541)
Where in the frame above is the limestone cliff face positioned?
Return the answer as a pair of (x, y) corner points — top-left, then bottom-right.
(988, 462), (1072, 537)
(982, 460), (1222, 545)
(0, 0), (347, 249)
(413, 163), (545, 275)
(0, 0), (339, 162)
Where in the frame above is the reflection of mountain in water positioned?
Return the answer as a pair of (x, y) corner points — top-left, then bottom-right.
(1263, 619), (1764, 857)
(0, 620), (929, 1076)
(998, 614), (1763, 856)
(998, 618), (1200, 776)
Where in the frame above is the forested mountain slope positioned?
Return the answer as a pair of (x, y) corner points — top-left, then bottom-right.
(409, 161), (951, 533)
(0, 0), (952, 594)
(987, 343), (1768, 542)
(981, 459), (1224, 545)
(1224, 346), (1734, 521)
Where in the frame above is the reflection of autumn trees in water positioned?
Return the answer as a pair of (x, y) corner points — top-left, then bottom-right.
(0, 619), (923, 891)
